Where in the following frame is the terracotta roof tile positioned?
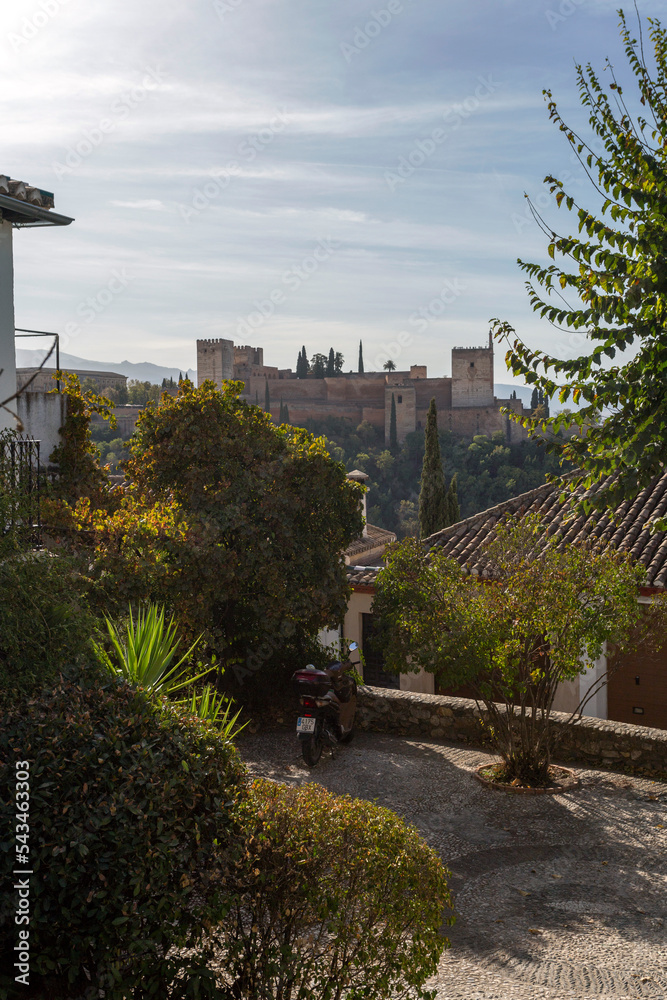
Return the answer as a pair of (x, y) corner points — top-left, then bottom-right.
(423, 474), (667, 588)
(346, 475), (667, 590)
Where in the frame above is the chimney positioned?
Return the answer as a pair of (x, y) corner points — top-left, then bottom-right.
(346, 469), (369, 537)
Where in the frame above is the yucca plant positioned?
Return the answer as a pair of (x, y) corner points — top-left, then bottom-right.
(97, 603), (207, 695)
(96, 603), (245, 738)
(179, 683), (248, 741)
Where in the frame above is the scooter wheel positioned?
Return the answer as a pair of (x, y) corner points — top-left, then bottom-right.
(301, 731), (324, 767)
(338, 729), (354, 745)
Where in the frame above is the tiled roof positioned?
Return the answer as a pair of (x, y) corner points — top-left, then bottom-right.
(345, 523), (396, 559)
(346, 474), (667, 590)
(423, 474), (667, 588)
(0, 175), (54, 209)
(347, 565), (383, 587)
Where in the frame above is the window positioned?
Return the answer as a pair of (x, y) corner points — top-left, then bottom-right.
(470, 361), (475, 368)
(397, 395), (402, 403)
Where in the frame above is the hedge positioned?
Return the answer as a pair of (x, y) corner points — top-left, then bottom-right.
(217, 779), (454, 999)
(0, 669), (246, 999)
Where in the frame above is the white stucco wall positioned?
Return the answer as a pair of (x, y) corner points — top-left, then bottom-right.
(17, 391), (67, 464)
(0, 220), (17, 432)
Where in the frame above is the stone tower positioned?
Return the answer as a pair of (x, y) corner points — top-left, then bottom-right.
(197, 338), (234, 389)
(451, 330), (494, 408)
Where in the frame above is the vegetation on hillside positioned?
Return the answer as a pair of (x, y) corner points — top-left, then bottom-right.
(301, 414), (565, 536)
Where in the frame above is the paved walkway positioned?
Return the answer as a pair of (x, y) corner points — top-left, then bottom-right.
(237, 729), (667, 1000)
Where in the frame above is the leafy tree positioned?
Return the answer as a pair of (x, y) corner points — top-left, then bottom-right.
(49, 372), (116, 504)
(419, 399), (448, 537)
(493, 12), (667, 512)
(374, 515), (662, 784)
(300, 416), (566, 535)
(383, 359), (397, 371)
(334, 351), (345, 375)
(326, 347), (336, 377)
(79, 381), (364, 688)
(358, 340), (364, 373)
(389, 393), (398, 452)
(311, 353), (327, 378)
(127, 379), (162, 406)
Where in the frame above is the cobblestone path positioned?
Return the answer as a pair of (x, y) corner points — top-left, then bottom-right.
(237, 729), (667, 999)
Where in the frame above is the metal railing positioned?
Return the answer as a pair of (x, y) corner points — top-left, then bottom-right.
(0, 436), (42, 548)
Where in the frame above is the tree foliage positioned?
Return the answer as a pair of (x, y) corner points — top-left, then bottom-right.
(303, 416), (564, 536)
(75, 380), (364, 685)
(222, 779), (453, 1000)
(419, 399), (448, 537)
(358, 339), (364, 373)
(0, 669), (245, 998)
(494, 12), (667, 512)
(390, 392), (398, 452)
(374, 516), (661, 783)
(49, 372), (116, 504)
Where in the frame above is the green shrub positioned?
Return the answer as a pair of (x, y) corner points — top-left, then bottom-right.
(219, 779), (453, 1000)
(0, 669), (246, 999)
(0, 552), (95, 703)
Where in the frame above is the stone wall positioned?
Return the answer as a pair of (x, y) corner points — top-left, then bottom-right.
(356, 686), (667, 777)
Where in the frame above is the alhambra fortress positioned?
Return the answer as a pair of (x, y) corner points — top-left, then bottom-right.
(197, 334), (530, 445)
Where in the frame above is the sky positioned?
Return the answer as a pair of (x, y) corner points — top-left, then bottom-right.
(2, 0), (660, 379)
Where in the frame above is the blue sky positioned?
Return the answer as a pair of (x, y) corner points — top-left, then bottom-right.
(2, 0), (658, 377)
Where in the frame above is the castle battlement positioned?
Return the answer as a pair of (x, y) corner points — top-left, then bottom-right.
(196, 335), (526, 446)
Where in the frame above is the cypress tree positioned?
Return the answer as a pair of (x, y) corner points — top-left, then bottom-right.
(326, 348), (335, 377)
(358, 340), (364, 373)
(296, 346), (309, 378)
(389, 393), (398, 452)
(265, 379), (271, 415)
(530, 387), (539, 412)
(419, 398), (448, 538)
(446, 473), (460, 526)
(283, 403), (290, 424)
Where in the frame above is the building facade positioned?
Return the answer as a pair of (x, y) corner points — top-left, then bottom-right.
(17, 367), (127, 394)
(196, 334), (529, 446)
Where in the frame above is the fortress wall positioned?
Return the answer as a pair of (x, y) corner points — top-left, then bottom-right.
(385, 385), (416, 444)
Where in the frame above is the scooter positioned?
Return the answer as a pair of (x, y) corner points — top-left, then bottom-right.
(291, 642), (359, 767)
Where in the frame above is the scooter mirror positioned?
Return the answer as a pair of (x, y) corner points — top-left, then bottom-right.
(349, 642), (358, 652)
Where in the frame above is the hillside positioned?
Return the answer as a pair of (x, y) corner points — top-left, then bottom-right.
(16, 349), (196, 385)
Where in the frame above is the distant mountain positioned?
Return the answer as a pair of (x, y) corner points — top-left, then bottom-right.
(16, 349), (196, 385)
(494, 383), (579, 414)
